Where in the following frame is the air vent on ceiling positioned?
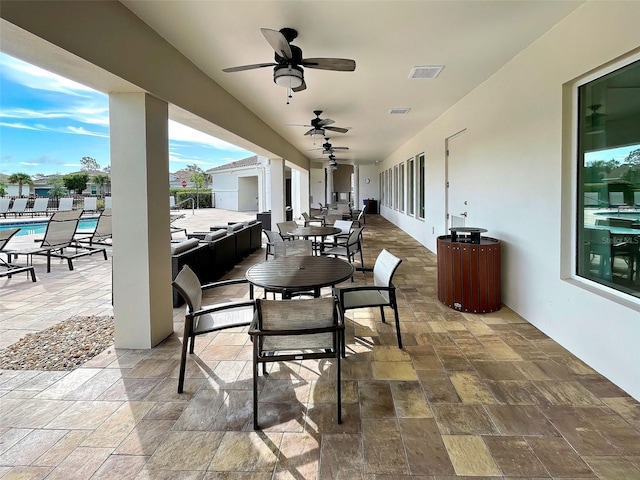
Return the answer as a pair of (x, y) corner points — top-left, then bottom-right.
(389, 107), (411, 115)
(409, 65), (444, 79)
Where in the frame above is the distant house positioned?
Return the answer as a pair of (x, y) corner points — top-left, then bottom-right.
(4, 171), (111, 197)
(169, 170), (195, 189)
(207, 155), (270, 212)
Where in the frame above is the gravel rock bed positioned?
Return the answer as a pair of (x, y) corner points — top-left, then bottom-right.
(0, 315), (114, 371)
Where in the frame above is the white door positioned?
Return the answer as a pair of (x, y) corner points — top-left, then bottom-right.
(445, 129), (469, 232)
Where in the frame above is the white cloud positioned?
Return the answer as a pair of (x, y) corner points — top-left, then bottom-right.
(0, 53), (96, 96)
(0, 122), (40, 130)
(168, 121), (249, 152)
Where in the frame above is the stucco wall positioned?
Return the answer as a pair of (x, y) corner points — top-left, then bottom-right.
(378, 1), (640, 399)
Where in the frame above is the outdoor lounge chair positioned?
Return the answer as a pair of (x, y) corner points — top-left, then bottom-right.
(0, 228), (36, 282)
(172, 265), (255, 393)
(31, 198), (50, 216)
(249, 297), (343, 429)
(333, 248), (403, 351)
(6, 210), (108, 272)
(83, 197), (98, 212)
(0, 198), (10, 218)
(7, 198), (28, 217)
(75, 208), (112, 246)
(170, 214), (187, 237)
(58, 197), (74, 211)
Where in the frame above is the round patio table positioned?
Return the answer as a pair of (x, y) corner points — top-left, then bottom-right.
(246, 255), (354, 298)
(288, 226), (341, 254)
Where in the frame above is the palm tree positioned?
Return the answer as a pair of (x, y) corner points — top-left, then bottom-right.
(93, 173), (110, 197)
(7, 173), (33, 197)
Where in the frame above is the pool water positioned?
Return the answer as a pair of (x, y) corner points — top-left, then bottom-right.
(0, 218), (98, 237)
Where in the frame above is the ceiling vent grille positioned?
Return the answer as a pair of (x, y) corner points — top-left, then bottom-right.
(389, 107), (411, 115)
(409, 65), (444, 79)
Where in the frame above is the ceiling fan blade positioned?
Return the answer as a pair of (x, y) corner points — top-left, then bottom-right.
(301, 58), (356, 71)
(329, 146), (349, 150)
(317, 118), (335, 127)
(304, 128), (326, 136)
(324, 126), (349, 133)
(292, 79), (307, 92)
(261, 28), (292, 59)
(222, 62), (276, 73)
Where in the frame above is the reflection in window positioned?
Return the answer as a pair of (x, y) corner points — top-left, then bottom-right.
(393, 165), (399, 209)
(577, 59), (640, 298)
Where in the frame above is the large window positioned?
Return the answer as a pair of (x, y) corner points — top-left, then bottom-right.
(399, 162), (405, 213)
(393, 165), (399, 209)
(418, 153), (425, 219)
(408, 158), (415, 215)
(577, 59), (640, 298)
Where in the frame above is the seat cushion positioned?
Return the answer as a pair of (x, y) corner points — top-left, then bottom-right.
(170, 238), (199, 255)
(338, 289), (390, 309)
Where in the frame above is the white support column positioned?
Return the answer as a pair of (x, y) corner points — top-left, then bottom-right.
(289, 167), (310, 218)
(353, 164), (360, 209)
(299, 168), (310, 215)
(109, 93), (173, 349)
(270, 158), (285, 225)
(326, 166), (334, 206)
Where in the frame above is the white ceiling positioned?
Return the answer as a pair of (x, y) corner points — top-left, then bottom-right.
(121, 0), (584, 166)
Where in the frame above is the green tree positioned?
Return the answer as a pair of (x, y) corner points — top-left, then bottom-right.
(0, 181), (7, 196)
(47, 176), (67, 198)
(624, 148), (640, 166)
(93, 173), (110, 196)
(63, 173), (90, 194)
(187, 164), (211, 186)
(7, 172), (33, 197)
(80, 156), (100, 171)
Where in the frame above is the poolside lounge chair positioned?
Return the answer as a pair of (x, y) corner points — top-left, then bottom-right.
(0, 228), (36, 282)
(83, 197), (98, 212)
(6, 210), (108, 273)
(31, 198), (50, 216)
(634, 191), (640, 208)
(170, 214), (187, 237)
(0, 198), (11, 218)
(609, 192), (626, 208)
(7, 198), (28, 217)
(170, 195), (178, 210)
(58, 197), (74, 211)
(75, 208), (112, 246)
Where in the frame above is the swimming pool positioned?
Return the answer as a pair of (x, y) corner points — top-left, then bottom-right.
(0, 218), (98, 237)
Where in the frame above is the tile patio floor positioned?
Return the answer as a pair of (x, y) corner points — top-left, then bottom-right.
(1, 209), (639, 479)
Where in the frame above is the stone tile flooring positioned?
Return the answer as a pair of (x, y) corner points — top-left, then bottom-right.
(1, 210), (640, 479)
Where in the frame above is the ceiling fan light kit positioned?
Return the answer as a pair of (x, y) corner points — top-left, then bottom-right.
(273, 65), (304, 88)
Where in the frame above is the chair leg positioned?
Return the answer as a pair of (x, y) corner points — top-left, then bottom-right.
(253, 342), (260, 430)
(380, 306), (386, 323)
(336, 342), (342, 424)
(392, 300), (403, 349)
(178, 318), (192, 393)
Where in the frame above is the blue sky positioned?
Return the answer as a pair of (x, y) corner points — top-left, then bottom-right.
(0, 52), (255, 177)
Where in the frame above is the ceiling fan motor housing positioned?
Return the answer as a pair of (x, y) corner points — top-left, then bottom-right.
(273, 65), (304, 88)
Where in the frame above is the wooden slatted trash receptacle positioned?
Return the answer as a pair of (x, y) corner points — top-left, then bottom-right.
(437, 227), (501, 313)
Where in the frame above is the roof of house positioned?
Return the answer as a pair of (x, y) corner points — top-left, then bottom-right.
(208, 155), (259, 173)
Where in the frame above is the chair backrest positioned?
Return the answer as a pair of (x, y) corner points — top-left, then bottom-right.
(584, 192), (600, 206)
(609, 191), (624, 207)
(83, 197), (97, 211)
(264, 230), (284, 244)
(634, 191), (640, 206)
(170, 196), (176, 209)
(172, 265), (202, 313)
(333, 220), (353, 235)
(373, 249), (403, 296)
(0, 228), (20, 251)
(255, 297), (338, 351)
(58, 198), (74, 211)
(32, 198), (49, 212)
(346, 227), (364, 249)
(41, 209), (83, 248)
(10, 198), (28, 212)
(277, 221), (298, 237)
(0, 198), (10, 214)
(93, 208), (112, 240)
(358, 205), (366, 219)
(302, 212), (311, 222)
(274, 239), (313, 258)
(104, 196), (112, 208)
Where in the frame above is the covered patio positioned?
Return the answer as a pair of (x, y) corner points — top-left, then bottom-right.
(1, 211), (639, 478)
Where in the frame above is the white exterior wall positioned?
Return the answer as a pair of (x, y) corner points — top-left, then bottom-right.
(310, 167), (325, 207)
(379, 2), (640, 399)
